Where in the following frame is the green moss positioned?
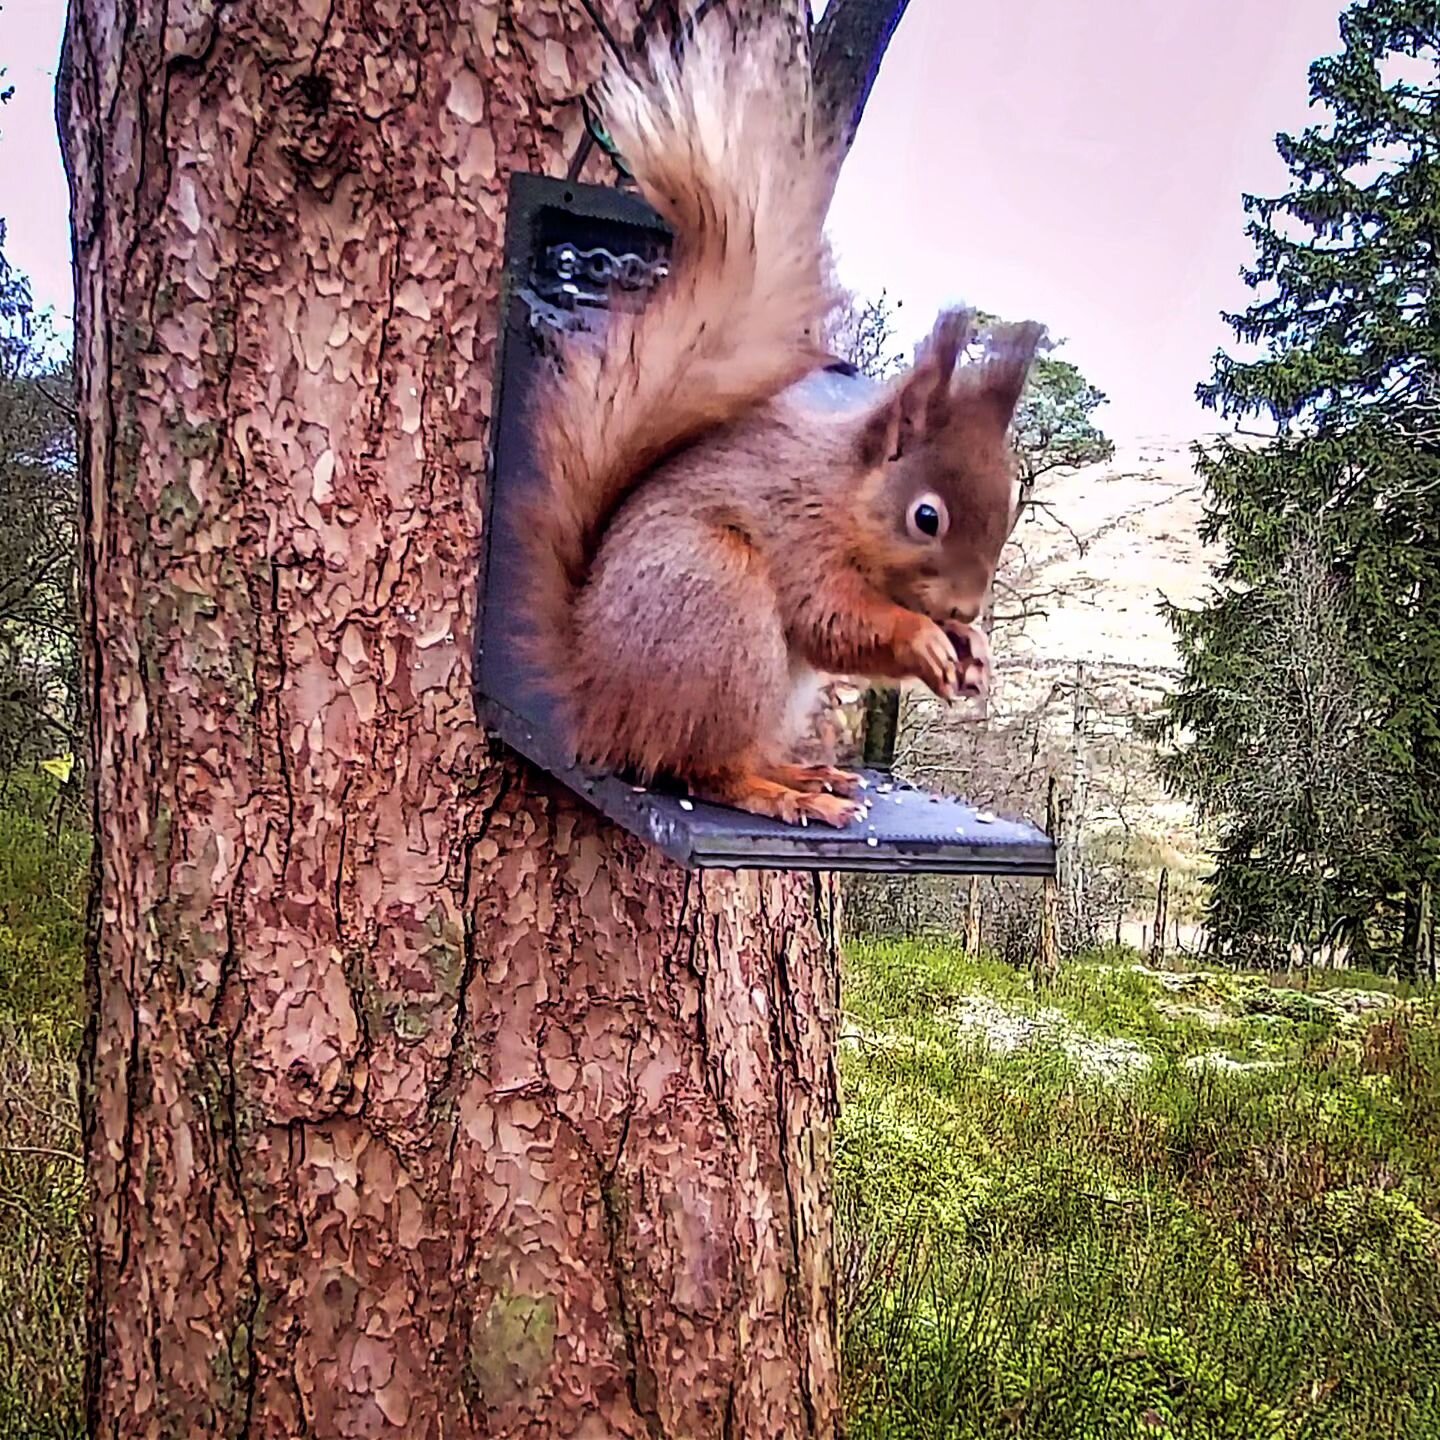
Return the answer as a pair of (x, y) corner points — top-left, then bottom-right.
(467, 1292), (558, 1407)
(170, 418), (221, 463)
(1235, 980), (1342, 1025)
(427, 940), (464, 1001)
(422, 904), (467, 1002)
(392, 1003), (432, 1044)
(156, 480), (201, 532)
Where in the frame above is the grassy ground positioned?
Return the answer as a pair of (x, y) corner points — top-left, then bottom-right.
(0, 782), (87, 1440)
(3, 808), (1438, 1438)
(839, 940), (1440, 1439)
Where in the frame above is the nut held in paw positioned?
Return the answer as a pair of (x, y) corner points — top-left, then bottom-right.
(944, 623), (992, 699)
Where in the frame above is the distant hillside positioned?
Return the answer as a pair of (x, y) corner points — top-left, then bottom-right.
(896, 436), (1226, 948)
(1001, 435), (1215, 677)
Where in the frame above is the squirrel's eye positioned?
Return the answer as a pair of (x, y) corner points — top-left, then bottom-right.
(906, 494), (949, 542)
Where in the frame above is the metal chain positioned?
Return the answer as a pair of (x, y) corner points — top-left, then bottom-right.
(544, 242), (669, 290)
(525, 242), (671, 321)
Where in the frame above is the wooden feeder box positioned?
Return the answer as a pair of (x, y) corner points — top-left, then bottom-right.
(475, 173), (1055, 877)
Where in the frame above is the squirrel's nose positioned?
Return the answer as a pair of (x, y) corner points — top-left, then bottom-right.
(949, 603), (982, 626)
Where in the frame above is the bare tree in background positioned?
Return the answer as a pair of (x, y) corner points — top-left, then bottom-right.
(0, 225), (78, 776)
(819, 288), (905, 765)
(1167, 527), (1393, 968)
(824, 289), (904, 378)
(835, 294), (1131, 953)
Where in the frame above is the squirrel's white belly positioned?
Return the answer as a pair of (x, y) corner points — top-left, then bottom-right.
(783, 661), (831, 747)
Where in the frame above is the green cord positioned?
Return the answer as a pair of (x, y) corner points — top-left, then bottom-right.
(582, 93), (633, 180)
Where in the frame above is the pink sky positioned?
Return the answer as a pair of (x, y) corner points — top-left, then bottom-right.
(828, 0), (1346, 439)
(2, 0), (1346, 440)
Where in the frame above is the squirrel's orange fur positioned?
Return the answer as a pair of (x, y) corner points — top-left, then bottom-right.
(524, 17), (1044, 828)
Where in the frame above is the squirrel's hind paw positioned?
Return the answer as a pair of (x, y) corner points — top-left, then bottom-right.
(792, 792), (865, 829)
(763, 763), (867, 799)
(695, 771), (864, 829)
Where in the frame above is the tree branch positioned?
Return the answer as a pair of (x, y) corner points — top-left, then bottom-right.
(36, 381), (78, 424)
(811, 0), (912, 154)
(1024, 499), (1090, 556)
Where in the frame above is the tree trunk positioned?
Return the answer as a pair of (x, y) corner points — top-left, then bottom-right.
(860, 686), (900, 772)
(1416, 878), (1435, 985)
(1036, 876), (1060, 988)
(63, 2), (859, 1433)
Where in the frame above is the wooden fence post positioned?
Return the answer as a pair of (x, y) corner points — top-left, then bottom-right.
(1037, 777), (1060, 987)
(1150, 868), (1170, 967)
(964, 876), (982, 956)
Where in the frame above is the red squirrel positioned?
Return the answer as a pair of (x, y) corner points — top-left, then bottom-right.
(523, 16), (1043, 829)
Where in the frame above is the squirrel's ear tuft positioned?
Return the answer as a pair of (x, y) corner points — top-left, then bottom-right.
(857, 308), (975, 466)
(954, 320), (1047, 427)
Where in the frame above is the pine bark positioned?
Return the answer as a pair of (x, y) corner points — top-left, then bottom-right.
(62, 1), (848, 1433)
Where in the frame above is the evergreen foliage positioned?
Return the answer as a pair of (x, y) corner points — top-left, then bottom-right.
(1158, 0), (1440, 970)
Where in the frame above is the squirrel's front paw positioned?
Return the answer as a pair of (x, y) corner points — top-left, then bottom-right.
(945, 623), (992, 699)
(894, 613), (960, 701)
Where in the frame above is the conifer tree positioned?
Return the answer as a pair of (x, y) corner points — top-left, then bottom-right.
(1159, 0), (1440, 967)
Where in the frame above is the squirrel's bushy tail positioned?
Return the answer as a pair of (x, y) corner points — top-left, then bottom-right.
(524, 16), (838, 699)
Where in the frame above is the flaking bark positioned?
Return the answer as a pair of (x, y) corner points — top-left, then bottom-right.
(62, 0), (848, 1433)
